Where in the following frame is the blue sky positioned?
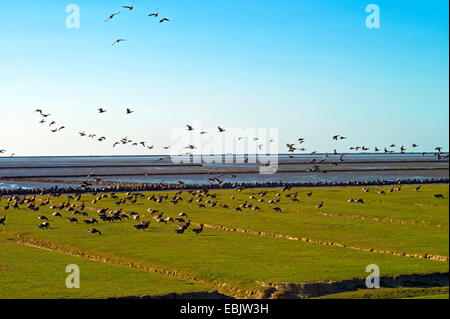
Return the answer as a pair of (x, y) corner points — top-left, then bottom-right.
(0, 0), (448, 156)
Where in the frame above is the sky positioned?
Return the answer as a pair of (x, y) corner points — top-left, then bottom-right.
(0, 0), (448, 156)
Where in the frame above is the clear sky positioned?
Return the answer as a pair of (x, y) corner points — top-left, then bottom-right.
(0, 0), (448, 156)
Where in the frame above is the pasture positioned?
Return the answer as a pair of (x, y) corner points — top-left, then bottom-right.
(0, 184), (448, 298)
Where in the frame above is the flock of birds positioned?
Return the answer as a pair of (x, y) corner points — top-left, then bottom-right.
(107, 1), (170, 46)
(0, 183), (446, 237)
(1, 108), (449, 160)
(22, 107), (447, 161)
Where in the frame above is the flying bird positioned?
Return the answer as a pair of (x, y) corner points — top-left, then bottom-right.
(98, 108), (107, 113)
(126, 108), (134, 114)
(122, 1), (135, 11)
(112, 39), (127, 46)
(105, 12), (120, 22)
(159, 18), (170, 23)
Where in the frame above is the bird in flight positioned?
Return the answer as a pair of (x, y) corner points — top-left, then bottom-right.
(105, 12), (120, 22)
(149, 10), (159, 17)
(160, 18), (170, 24)
(112, 39), (127, 46)
(186, 125), (194, 131)
(122, 1), (135, 11)
(98, 108), (107, 113)
(126, 108), (134, 114)
(218, 126), (226, 133)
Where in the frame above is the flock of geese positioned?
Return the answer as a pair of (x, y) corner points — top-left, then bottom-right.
(1, 107), (449, 160)
(0, 182), (446, 237)
(107, 1), (170, 46)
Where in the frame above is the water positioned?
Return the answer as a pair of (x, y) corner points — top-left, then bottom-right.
(0, 154), (448, 190)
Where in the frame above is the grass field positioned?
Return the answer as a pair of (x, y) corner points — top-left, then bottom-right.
(0, 184), (448, 298)
(0, 232), (208, 299)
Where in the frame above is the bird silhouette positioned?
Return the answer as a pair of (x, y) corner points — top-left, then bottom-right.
(122, 1), (135, 11)
(105, 12), (120, 22)
(112, 39), (127, 46)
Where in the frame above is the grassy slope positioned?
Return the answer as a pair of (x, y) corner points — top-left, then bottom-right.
(0, 233), (208, 299)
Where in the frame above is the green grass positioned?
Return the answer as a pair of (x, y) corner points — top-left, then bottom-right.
(316, 287), (449, 299)
(0, 233), (208, 299)
(47, 184), (449, 256)
(0, 184), (448, 298)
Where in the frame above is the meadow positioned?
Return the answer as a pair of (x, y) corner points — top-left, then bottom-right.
(0, 184), (448, 299)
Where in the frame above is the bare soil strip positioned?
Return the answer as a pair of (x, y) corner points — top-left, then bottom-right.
(263, 272), (449, 298)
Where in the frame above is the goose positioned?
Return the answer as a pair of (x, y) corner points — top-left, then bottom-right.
(159, 18), (169, 23)
(218, 126), (226, 133)
(66, 217), (78, 223)
(149, 10), (159, 17)
(88, 228), (102, 235)
(52, 212), (62, 218)
(315, 201), (323, 209)
(105, 12), (120, 22)
(126, 108), (134, 114)
(37, 222), (50, 229)
(192, 224), (204, 235)
(112, 39), (127, 46)
(186, 125), (194, 131)
(98, 108), (107, 113)
(133, 221), (150, 230)
(0, 216), (5, 225)
(122, 0), (135, 11)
